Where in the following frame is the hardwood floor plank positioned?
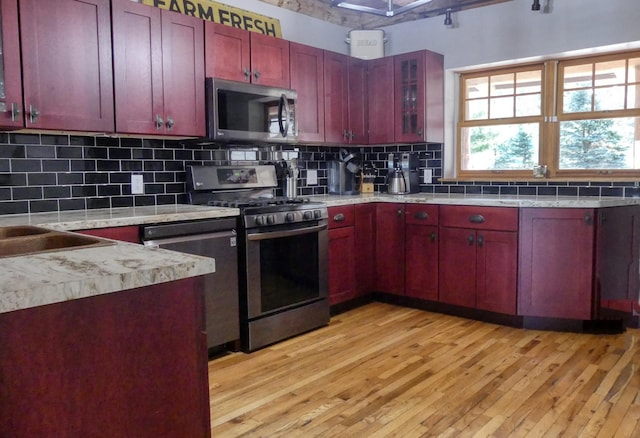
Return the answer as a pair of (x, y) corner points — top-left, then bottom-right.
(208, 303), (640, 437)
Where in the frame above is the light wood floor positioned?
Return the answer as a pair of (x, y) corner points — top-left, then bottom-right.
(208, 302), (640, 437)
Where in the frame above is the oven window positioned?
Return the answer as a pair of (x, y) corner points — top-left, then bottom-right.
(259, 231), (320, 313)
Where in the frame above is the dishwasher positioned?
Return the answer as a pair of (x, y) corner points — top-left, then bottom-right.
(141, 217), (239, 351)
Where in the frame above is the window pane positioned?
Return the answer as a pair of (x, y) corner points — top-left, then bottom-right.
(563, 89), (593, 113)
(461, 123), (539, 170)
(627, 58), (640, 83)
(628, 85), (640, 109)
(559, 117), (640, 169)
(490, 96), (513, 119)
(595, 60), (625, 86)
(594, 86), (626, 111)
(466, 76), (488, 99)
(466, 99), (488, 120)
(490, 73), (514, 96)
(564, 64), (593, 89)
(516, 94), (541, 116)
(516, 70), (541, 94)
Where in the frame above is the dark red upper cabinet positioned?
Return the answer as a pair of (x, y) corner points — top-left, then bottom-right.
(205, 23), (289, 88)
(394, 50), (443, 143)
(112, 0), (205, 136)
(347, 57), (368, 144)
(368, 57), (395, 145)
(19, 0), (114, 132)
(0, 0), (22, 129)
(290, 42), (325, 143)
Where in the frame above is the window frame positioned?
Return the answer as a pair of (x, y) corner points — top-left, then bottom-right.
(456, 50), (640, 180)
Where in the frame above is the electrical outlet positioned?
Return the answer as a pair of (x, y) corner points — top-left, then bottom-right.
(423, 169), (433, 184)
(307, 169), (318, 185)
(131, 174), (144, 195)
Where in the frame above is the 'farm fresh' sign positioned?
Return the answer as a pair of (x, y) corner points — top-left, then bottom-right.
(142, 0), (282, 37)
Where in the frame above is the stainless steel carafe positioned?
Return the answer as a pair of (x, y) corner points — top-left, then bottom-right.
(386, 168), (407, 194)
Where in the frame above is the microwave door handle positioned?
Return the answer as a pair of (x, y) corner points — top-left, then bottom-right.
(278, 94), (290, 137)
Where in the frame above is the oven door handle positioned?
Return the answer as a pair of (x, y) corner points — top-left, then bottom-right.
(246, 223), (327, 241)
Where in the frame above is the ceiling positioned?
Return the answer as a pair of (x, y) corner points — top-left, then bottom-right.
(257, 0), (514, 29)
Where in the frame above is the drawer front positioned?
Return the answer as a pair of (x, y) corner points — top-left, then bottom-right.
(328, 205), (355, 229)
(440, 205), (518, 231)
(405, 204), (439, 226)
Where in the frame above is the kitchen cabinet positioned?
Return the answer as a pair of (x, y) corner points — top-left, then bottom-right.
(205, 23), (290, 88)
(290, 42), (324, 143)
(354, 203), (377, 296)
(375, 203), (405, 295)
(439, 206), (518, 314)
(394, 50), (444, 143)
(367, 57), (395, 144)
(76, 225), (140, 244)
(405, 204), (439, 301)
(18, 0), (114, 132)
(0, 277), (211, 437)
(328, 205), (356, 305)
(112, 0), (205, 136)
(518, 208), (595, 320)
(0, 0), (22, 129)
(597, 205), (640, 316)
(323, 51), (368, 144)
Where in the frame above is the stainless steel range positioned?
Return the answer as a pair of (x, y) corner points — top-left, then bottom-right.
(187, 164), (329, 352)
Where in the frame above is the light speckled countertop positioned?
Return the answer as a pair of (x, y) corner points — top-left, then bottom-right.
(0, 204), (239, 314)
(309, 193), (640, 208)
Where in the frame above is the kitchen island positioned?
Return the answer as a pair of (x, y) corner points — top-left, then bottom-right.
(0, 204), (238, 438)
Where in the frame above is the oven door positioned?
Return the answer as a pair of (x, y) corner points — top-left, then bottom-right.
(244, 221), (328, 320)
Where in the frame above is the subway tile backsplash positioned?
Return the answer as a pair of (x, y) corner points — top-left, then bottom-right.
(0, 133), (639, 215)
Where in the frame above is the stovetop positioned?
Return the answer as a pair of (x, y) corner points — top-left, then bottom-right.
(206, 196), (312, 209)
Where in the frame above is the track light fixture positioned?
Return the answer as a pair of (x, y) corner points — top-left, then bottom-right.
(531, 0), (541, 11)
(444, 8), (453, 26)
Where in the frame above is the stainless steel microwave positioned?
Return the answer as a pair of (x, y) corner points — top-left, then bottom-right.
(206, 78), (298, 143)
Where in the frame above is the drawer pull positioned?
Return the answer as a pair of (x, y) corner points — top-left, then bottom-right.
(333, 213), (345, 222)
(414, 211), (429, 220)
(469, 214), (485, 224)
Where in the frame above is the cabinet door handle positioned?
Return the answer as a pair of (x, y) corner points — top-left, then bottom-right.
(477, 234), (484, 247)
(350, 131), (355, 140)
(243, 68), (251, 81)
(414, 211), (429, 220)
(28, 104), (40, 124)
(417, 128), (423, 137)
(469, 214), (485, 224)
(10, 103), (21, 122)
(584, 214), (593, 226)
(397, 209), (404, 217)
(155, 115), (164, 129)
(333, 213), (345, 222)
(166, 116), (175, 130)
(468, 234), (474, 245)
(253, 70), (261, 81)
(430, 231), (436, 242)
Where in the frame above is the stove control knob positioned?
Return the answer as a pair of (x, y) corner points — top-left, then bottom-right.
(255, 216), (265, 226)
(267, 215), (276, 225)
(313, 210), (322, 219)
(303, 210), (313, 220)
(285, 212), (295, 223)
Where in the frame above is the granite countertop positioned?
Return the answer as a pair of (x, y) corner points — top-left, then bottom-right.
(0, 204), (239, 314)
(0, 204), (240, 230)
(309, 193), (640, 208)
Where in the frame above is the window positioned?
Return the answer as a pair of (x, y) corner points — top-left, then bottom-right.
(457, 50), (640, 179)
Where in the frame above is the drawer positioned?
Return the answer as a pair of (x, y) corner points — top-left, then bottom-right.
(405, 204), (439, 226)
(440, 205), (518, 231)
(328, 205), (355, 229)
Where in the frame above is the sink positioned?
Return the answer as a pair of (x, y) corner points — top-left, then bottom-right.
(0, 225), (50, 238)
(0, 226), (115, 258)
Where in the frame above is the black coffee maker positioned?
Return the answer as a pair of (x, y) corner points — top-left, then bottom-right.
(386, 153), (420, 194)
(328, 149), (360, 195)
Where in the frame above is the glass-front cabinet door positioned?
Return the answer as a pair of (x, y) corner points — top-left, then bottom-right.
(395, 52), (425, 142)
(0, 0), (23, 129)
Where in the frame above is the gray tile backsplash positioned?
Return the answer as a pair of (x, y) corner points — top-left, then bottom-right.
(0, 132), (638, 215)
